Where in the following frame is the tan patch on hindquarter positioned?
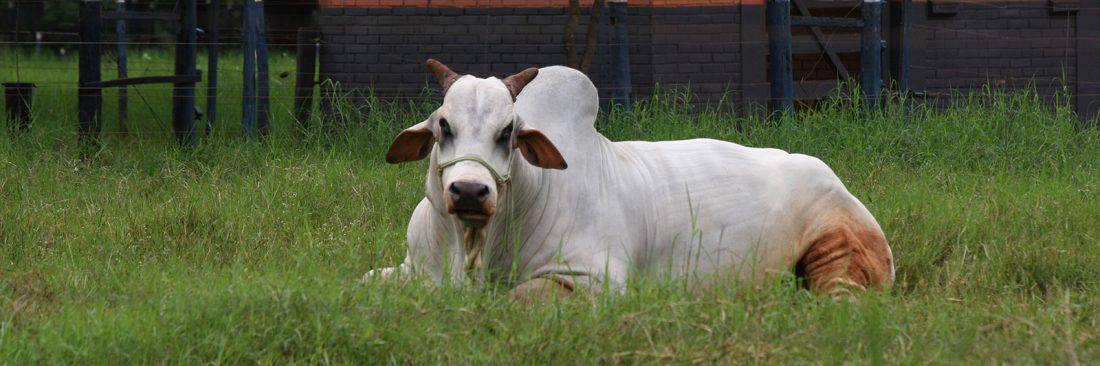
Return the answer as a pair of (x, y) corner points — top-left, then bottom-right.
(510, 277), (575, 305)
(796, 226), (893, 293)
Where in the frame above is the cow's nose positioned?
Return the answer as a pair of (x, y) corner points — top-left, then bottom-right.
(448, 181), (490, 209)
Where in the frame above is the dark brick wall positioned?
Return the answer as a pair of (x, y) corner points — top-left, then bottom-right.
(910, 1), (1078, 98)
(318, 1), (1094, 117)
(650, 7), (741, 103)
(318, 6), (739, 103)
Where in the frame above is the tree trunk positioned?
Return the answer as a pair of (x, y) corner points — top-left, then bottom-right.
(564, 0), (605, 74)
(579, 0), (605, 73)
(564, 0), (581, 69)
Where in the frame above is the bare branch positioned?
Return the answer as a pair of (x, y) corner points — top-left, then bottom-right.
(564, 0), (581, 69)
(579, 0), (606, 73)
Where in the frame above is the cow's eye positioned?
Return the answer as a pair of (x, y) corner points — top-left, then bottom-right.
(439, 118), (452, 137)
(498, 125), (513, 143)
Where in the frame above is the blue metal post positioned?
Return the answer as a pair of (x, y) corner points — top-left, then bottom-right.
(861, 0), (883, 107)
(609, 1), (630, 110)
(255, 0), (270, 137)
(242, 0), (257, 138)
(172, 0), (198, 146)
(206, 0), (219, 134)
(767, 0), (793, 116)
(78, 0), (104, 144)
(116, 0), (129, 134)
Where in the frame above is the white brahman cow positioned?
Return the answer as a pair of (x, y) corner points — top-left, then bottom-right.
(369, 59), (894, 300)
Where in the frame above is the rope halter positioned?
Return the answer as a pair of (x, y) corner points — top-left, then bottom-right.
(434, 146), (518, 280)
(435, 153), (513, 190)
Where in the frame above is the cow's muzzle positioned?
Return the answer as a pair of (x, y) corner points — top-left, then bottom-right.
(447, 180), (493, 225)
(438, 154), (511, 227)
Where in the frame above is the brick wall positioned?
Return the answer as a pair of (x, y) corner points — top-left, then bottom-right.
(318, 0), (1098, 118)
(650, 7), (741, 103)
(318, 7), (625, 98)
(318, 4), (741, 103)
(910, 1), (1078, 98)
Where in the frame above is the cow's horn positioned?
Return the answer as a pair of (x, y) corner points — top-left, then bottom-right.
(426, 59), (461, 93)
(502, 68), (539, 100)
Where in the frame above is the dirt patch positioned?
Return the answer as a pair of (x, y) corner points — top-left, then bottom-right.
(1, 269), (56, 322)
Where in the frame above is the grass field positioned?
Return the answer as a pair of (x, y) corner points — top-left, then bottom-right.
(1, 50), (1098, 364)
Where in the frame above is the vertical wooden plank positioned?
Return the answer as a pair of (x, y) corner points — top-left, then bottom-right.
(740, 0), (767, 118)
(861, 0), (883, 107)
(294, 28), (319, 128)
(609, 0), (631, 109)
(78, 0), (103, 144)
(206, 0), (219, 134)
(242, 0), (257, 138)
(793, 0), (849, 79)
(1077, 1), (1100, 125)
(898, 0), (910, 93)
(115, 0), (128, 135)
(766, 0), (793, 116)
(906, 0), (928, 94)
(173, 0), (198, 146)
(888, 0), (911, 93)
(256, 0), (271, 137)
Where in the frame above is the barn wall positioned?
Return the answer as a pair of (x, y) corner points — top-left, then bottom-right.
(318, 0), (1098, 119)
(319, 7), (639, 99)
(651, 7), (742, 103)
(318, 1), (745, 105)
(909, 0), (1079, 101)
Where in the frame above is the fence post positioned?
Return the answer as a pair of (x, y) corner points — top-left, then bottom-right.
(1076, 4), (1100, 125)
(115, 0), (129, 135)
(206, 0), (219, 135)
(78, 0), (103, 144)
(888, 0), (911, 94)
(3, 82), (35, 130)
(609, 0), (630, 110)
(255, 1), (270, 137)
(173, 0), (198, 146)
(242, 0), (257, 138)
(766, 0), (793, 116)
(294, 28), (320, 128)
(861, 0), (883, 107)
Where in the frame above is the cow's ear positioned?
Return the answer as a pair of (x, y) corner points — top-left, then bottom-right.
(502, 67), (539, 100)
(516, 127), (567, 170)
(386, 120), (435, 164)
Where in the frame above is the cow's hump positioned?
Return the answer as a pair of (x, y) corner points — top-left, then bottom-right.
(514, 66), (599, 138)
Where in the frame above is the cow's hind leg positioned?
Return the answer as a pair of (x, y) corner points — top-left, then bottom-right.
(796, 226), (893, 294)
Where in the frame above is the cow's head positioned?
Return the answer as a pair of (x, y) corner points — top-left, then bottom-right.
(386, 59), (567, 227)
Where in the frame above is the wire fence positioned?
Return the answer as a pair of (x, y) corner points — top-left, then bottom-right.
(0, 0), (1090, 138)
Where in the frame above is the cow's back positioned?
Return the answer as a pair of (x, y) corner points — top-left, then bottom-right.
(610, 138), (874, 283)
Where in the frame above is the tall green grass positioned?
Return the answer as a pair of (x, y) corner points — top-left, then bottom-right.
(0, 51), (1097, 364)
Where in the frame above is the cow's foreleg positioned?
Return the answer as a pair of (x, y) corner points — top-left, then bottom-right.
(361, 262), (410, 283)
(796, 226), (894, 295)
(510, 277), (575, 304)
